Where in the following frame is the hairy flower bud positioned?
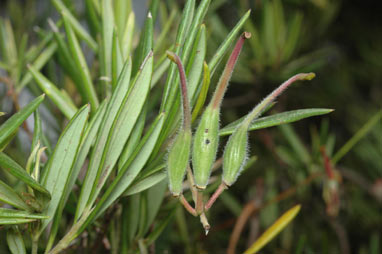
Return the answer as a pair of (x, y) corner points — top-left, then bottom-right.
(222, 123), (249, 186)
(192, 106), (219, 189)
(167, 130), (192, 196)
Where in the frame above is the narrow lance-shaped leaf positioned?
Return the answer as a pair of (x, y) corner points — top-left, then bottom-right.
(192, 62), (210, 123)
(52, 0), (98, 51)
(160, 0), (195, 112)
(123, 171), (167, 196)
(75, 57), (132, 220)
(244, 204), (301, 254)
(222, 73), (315, 186)
(121, 12), (135, 60)
(101, 0), (115, 83)
(27, 65), (77, 119)
(19, 42), (58, 90)
(187, 24), (207, 105)
(62, 13), (99, 111)
(0, 153), (50, 198)
(192, 32), (250, 189)
(86, 52), (153, 210)
(219, 108), (334, 136)
(79, 112), (165, 231)
(46, 100), (108, 251)
(208, 10), (251, 74)
(31, 109), (42, 152)
(48, 19), (85, 98)
(0, 94), (44, 146)
(0, 208), (48, 220)
(0, 180), (30, 211)
(39, 105), (89, 234)
(132, 12), (153, 76)
(111, 28), (123, 90)
(6, 227), (26, 254)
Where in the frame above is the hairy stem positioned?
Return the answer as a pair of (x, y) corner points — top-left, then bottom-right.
(179, 195), (197, 216)
(167, 51), (192, 130)
(211, 32), (251, 109)
(243, 73), (315, 126)
(205, 182), (228, 211)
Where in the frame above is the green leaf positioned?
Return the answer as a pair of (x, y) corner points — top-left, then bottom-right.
(31, 109), (42, 152)
(244, 204), (301, 254)
(75, 56), (132, 220)
(111, 28), (123, 90)
(0, 94), (44, 146)
(143, 179), (167, 234)
(145, 208), (176, 246)
(191, 62), (210, 123)
(45, 100), (108, 250)
(91, 112), (165, 219)
(208, 9), (251, 74)
(0, 180), (30, 211)
(85, 52), (154, 212)
(220, 108), (334, 136)
(332, 110), (382, 165)
(121, 12), (135, 60)
(118, 105), (147, 169)
(52, 0), (98, 51)
(279, 124), (311, 166)
(0, 208), (48, 220)
(62, 13), (99, 111)
(187, 24), (207, 105)
(6, 227), (26, 254)
(0, 153), (50, 197)
(19, 41), (58, 90)
(7, 226), (26, 254)
(27, 65), (78, 119)
(101, 0), (115, 82)
(132, 11), (153, 76)
(160, 0), (195, 111)
(0, 218), (35, 225)
(123, 171), (166, 196)
(39, 105), (89, 234)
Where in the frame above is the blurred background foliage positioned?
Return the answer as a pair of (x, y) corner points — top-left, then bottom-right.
(0, 0), (381, 253)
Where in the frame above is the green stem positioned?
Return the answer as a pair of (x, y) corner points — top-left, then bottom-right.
(31, 236), (38, 254)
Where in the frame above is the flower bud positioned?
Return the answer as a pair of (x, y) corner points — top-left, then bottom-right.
(192, 32), (250, 189)
(222, 123), (249, 186)
(192, 106), (220, 189)
(167, 130), (192, 196)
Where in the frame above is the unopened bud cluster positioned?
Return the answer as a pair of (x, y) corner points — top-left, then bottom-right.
(165, 32), (315, 232)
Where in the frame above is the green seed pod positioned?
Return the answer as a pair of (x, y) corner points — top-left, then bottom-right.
(222, 123), (249, 186)
(192, 32), (250, 189)
(192, 106), (219, 189)
(167, 130), (192, 196)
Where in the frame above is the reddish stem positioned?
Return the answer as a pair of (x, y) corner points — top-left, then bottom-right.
(167, 51), (192, 130)
(211, 32), (251, 109)
(179, 195), (197, 216)
(205, 182), (228, 211)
